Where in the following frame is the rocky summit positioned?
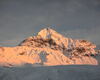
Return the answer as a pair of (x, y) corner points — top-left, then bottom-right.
(0, 28), (99, 67)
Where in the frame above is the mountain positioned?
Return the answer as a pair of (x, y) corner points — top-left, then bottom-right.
(0, 28), (99, 67)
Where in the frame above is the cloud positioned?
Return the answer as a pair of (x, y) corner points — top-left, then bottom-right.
(0, 0), (100, 46)
(61, 27), (100, 45)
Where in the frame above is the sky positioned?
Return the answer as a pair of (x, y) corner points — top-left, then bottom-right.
(0, 0), (100, 47)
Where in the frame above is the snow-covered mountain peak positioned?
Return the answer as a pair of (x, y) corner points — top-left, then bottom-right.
(0, 28), (99, 67)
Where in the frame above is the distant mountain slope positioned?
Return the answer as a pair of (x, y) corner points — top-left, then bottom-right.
(0, 28), (99, 67)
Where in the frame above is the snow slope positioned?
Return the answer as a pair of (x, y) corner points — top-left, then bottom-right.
(0, 65), (100, 80)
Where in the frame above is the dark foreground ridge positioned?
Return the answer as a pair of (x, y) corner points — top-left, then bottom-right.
(0, 65), (100, 80)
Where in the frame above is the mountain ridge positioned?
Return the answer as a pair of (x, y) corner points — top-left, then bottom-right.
(0, 28), (99, 67)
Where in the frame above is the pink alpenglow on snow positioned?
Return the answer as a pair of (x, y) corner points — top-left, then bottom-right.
(0, 28), (100, 67)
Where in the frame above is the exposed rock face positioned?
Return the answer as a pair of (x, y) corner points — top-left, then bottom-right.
(0, 28), (99, 67)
